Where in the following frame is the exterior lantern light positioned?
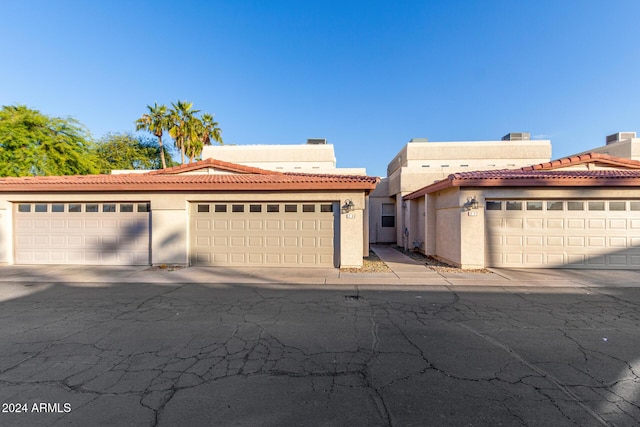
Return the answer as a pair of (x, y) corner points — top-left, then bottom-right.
(464, 197), (479, 211)
(341, 199), (355, 213)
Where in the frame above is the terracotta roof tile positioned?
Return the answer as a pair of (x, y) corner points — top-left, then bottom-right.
(0, 165), (379, 193)
(147, 158), (282, 175)
(520, 153), (640, 171)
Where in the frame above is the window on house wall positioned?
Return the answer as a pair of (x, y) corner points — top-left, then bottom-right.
(381, 203), (395, 227)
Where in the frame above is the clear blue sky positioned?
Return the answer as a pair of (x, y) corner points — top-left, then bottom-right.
(2, 0), (639, 177)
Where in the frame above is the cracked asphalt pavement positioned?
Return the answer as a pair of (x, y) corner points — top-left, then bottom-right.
(0, 280), (639, 426)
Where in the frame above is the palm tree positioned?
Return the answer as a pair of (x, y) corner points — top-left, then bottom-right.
(200, 113), (223, 146)
(135, 103), (170, 169)
(168, 101), (200, 164)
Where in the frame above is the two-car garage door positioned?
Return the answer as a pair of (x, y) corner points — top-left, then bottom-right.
(14, 202), (150, 265)
(486, 199), (640, 268)
(190, 202), (336, 267)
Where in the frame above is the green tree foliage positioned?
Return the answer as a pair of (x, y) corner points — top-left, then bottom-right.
(0, 105), (98, 177)
(93, 133), (176, 174)
(137, 100), (223, 165)
(168, 100), (199, 165)
(135, 103), (171, 169)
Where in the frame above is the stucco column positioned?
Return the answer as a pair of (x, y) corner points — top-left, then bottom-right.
(340, 196), (364, 268)
(363, 195), (370, 257)
(459, 192), (485, 269)
(151, 208), (189, 265)
(0, 207), (9, 263)
(424, 195), (436, 255)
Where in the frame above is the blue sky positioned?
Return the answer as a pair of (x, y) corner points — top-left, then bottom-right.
(1, 0), (639, 177)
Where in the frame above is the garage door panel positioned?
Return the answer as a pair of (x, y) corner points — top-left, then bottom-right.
(265, 253), (281, 264)
(196, 236), (211, 247)
(588, 219), (605, 229)
(283, 253), (298, 264)
(587, 255), (606, 265)
(609, 237), (627, 248)
(248, 237), (264, 246)
(283, 237), (297, 247)
(525, 236), (543, 246)
(547, 219), (563, 228)
(191, 202), (335, 267)
(266, 237), (280, 246)
(230, 237), (245, 247)
(608, 255), (628, 266)
(214, 220), (228, 230)
(319, 220), (333, 230)
(505, 235), (523, 246)
(526, 219), (543, 228)
(567, 219), (585, 229)
(505, 253), (523, 263)
(248, 221), (262, 230)
(51, 220), (65, 229)
(505, 219), (523, 229)
(14, 203), (150, 265)
(525, 253), (544, 264)
(284, 221), (298, 230)
(68, 219), (83, 229)
(230, 253), (246, 263)
(85, 220), (99, 229)
(266, 220), (280, 230)
(196, 220), (211, 230)
(547, 254), (564, 265)
(609, 219), (626, 229)
(248, 253), (263, 263)
(487, 199), (640, 269)
(567, 237), (585, 247)
(213, 236), (227, 247)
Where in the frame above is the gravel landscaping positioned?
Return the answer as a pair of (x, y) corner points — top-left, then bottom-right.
(339, 251), (393, 273)
(392, 246), (490, 273)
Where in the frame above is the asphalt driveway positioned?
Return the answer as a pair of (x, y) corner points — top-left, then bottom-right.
(0, 274), (639, 426)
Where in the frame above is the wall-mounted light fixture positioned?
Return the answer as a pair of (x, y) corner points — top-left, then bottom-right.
(464, 197), (479, 211)
(341, 199), (355, 213)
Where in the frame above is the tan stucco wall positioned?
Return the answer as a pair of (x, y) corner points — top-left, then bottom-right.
(384, 139), (552, 246)
(0, 207), (8, 263)
(369, 178), (396, 243)
(433, 188), (462, 266)
(574, 138), (640, 161)
(0, 190), (369, 268)
(420, 185), (640, 269)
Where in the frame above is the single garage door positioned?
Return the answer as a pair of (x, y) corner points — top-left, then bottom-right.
(190, 202), (336, 267)
(14, 202), (150, 265)
(486, 199), (640, 269)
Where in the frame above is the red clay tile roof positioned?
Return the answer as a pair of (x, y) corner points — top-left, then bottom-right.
(147, 158), (282, 175)
(404, 154), (640, 200)
(0, 163), (379, 193)
(521, 152), (640, 171)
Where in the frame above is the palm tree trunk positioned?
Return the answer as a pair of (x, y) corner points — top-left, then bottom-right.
(158, 136), (167, 169)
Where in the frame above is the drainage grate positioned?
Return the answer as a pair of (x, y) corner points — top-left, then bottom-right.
(344, 295), (361, 301)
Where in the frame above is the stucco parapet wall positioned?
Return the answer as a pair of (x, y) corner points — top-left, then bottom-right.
(403, 153), (640, 200)
(386, 139), (551, 175)
(202, 144), (337, 163)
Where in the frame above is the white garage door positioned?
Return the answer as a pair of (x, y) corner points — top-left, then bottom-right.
(14, 202), (150, 265)
(190, 202), (336, 267)
(486, 199), (640, 269)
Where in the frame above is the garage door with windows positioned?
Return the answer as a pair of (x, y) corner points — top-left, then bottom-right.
(190, 202), (336, 267)
(14, 202), (150, 265)
(486, 199), (640, 268)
